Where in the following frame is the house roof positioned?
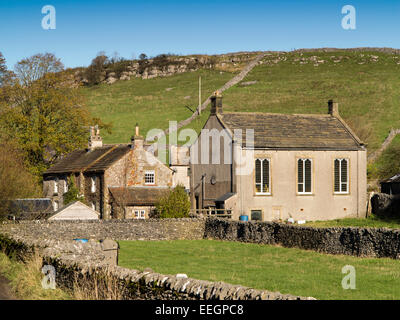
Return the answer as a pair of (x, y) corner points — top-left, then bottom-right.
(381, 174), (400, 184)
(8, 198), (54, 220)
(215, 193), (236, 202)
(44, 144), (131, 175)
(217, 112), (364, 150)
(109, 187), (169, 206)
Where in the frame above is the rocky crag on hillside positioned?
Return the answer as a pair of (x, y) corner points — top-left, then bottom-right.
(73, 52), (263, 86)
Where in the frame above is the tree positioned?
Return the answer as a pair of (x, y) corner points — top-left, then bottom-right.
(0, 56), (90, 179)
(84, 52), (109, 85)
(139, 53), (147, 60)
(63, 176), (85, 205)
(14, 53), (64, 86)
(0, 52), (14, 87)
(155, 185), (191, 218)
(0, 141), (40, 219)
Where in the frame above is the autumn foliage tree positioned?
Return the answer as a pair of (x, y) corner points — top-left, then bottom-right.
(0, 141), (40, 219)
(0, 53), (91, 179)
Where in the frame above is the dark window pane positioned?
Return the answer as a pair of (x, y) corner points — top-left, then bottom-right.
(251, 210), (262, 221)
(341, 159), (348, 183)
(334, 159), (340, 192)
(263, 159), (269, 192)
(305, 159), (312, 193)
(255, 159), (261, 184)
(298, 159), (303, 183)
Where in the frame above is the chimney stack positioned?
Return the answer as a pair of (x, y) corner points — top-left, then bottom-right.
(131, 123), (144, 149)
(88, 125), (103, 150)
(210, 91), (223, 115)
(328, 100), (339, 117)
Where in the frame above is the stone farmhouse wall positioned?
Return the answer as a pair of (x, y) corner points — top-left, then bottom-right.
(204, 219), (400, 259)
(0, 221), (311, 300)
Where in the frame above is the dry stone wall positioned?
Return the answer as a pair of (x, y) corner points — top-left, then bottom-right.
(204, 219), (400, 259)
(0, 218), (205, 241)
(0, 221), (312, 300)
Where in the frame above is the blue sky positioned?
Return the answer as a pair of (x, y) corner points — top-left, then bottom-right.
(1, 0), (400, 69)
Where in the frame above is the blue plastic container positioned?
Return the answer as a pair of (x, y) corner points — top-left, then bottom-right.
(73, 238), (88, 243)
(239, 215), (249, 222)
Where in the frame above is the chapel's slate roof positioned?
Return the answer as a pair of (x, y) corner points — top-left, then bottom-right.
(44, 144), (131, 175)
(217, 112), (364, 150)
(109, 187), (169, 206)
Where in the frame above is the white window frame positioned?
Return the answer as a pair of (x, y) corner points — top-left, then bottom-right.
(134, 210), (146, 220)
(297, 158), (313, 195)
(53, 201), (59, 212)
(91, 177), (96, 193)
(54, 178), (59, 194)
(64, 178), (68, 194)
(255, 158), (271, 195)
(334, 158), (349, 194)
(144, 170), (155, 185)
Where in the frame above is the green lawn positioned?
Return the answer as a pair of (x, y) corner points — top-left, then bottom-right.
(305, 215), (400, 229)
(118, 239), (400, 300)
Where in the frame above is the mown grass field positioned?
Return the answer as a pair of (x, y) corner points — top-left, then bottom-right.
(118, 239), (400, 300)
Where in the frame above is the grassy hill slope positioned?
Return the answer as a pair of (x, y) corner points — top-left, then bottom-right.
(82, 50), (400, 181)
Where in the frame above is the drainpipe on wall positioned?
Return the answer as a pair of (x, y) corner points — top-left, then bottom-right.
(201, 173), (206, 209)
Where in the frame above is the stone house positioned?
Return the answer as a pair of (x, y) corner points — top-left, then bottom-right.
(190, 92), (367, 221)
(43, 125), (175, 219)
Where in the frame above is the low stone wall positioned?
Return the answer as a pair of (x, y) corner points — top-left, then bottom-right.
(0, 229), (312, 300)
(204, 219), (400, 259)
(0, 218), (205, 241)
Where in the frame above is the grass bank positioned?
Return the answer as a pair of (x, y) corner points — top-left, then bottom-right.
(304, 214), (400, 229)
(118, 239), (400, 300)
(0, 252), (71, 300)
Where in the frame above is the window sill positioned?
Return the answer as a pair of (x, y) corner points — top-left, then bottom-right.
(254, 193), (272, 196)
(334, 192), (350, 195)
(296, 193), (315, 196)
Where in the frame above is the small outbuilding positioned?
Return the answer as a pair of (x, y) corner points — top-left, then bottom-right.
(8, 198), (54, 220)
(380, 174), (400, 195)
(48, 201), (100, 220)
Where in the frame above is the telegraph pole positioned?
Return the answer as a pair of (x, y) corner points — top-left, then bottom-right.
(198, 76), (201, 115)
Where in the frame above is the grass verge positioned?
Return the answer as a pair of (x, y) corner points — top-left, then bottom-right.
(0, 251), (71, 300)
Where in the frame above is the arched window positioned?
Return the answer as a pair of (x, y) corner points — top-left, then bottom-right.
(298, 159), (312, 194)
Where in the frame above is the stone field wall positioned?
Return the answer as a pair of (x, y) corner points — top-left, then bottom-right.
(0, 221), (311, 300)
(204, 219), (400, 259)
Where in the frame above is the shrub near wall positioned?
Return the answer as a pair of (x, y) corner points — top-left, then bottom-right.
(204, 219), (400, 259)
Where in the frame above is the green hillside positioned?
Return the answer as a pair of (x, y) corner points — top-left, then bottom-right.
(82, 69), (234, 144)
(82, 50), (400, 180)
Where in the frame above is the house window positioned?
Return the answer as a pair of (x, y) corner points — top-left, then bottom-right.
(145, 170), (155, 185)
(334, 159), (349, 194)
(54, 179), (59, 195)
(134, 210), (145, 219)
(91, 177), (96, 193)
(298, 159), (312, 194)
(251, 210), (262, 221)
(255, 159), (270, 194)
(53, 201), (59, 212)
